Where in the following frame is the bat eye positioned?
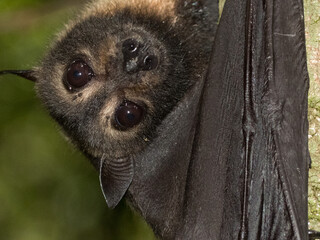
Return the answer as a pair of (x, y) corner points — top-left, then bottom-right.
(114, 101), (144, 130)
(122, 39), (140, 57)
(66, 60), (94, 89)
(142, 55), (158, 71)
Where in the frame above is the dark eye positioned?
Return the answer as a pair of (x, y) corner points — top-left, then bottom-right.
(114, 101), (144, 130)
(142, 55), (158, 71)
(66, 60), (94, 89)
(122, 39), (140, 57)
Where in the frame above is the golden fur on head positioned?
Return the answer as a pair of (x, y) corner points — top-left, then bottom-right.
(83, 0), (177, 19)
(57, 0), (178, 47)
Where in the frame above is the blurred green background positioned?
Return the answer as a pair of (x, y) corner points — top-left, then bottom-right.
(0, 0), (319, 239)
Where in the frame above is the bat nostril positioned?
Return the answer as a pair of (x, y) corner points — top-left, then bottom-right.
(141, 55), (158, 71)
(122, 38), (140, 58)
(114, 100), (145, 130)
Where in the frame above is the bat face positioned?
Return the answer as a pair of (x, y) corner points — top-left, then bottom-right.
(37, 16), (174, 164)
(0, 0), (215, 209)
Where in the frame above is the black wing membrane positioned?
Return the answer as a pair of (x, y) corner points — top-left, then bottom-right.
(116, 0), (310, 238)
(240, 0), (309, 238)
(217, 0), (309, 238)
(176, 0), (309, 238)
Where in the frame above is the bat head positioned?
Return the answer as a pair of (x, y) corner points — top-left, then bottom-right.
(0, 0), (213, 208)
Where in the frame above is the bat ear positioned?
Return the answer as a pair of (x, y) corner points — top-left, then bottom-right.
(0, 70), (38, 82)
(99, 156), (134, 208)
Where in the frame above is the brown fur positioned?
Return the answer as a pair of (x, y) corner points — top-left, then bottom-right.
(83, 0), (177, 19)
(30, 0), (218, 238)
(58, 0), (178, 42)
